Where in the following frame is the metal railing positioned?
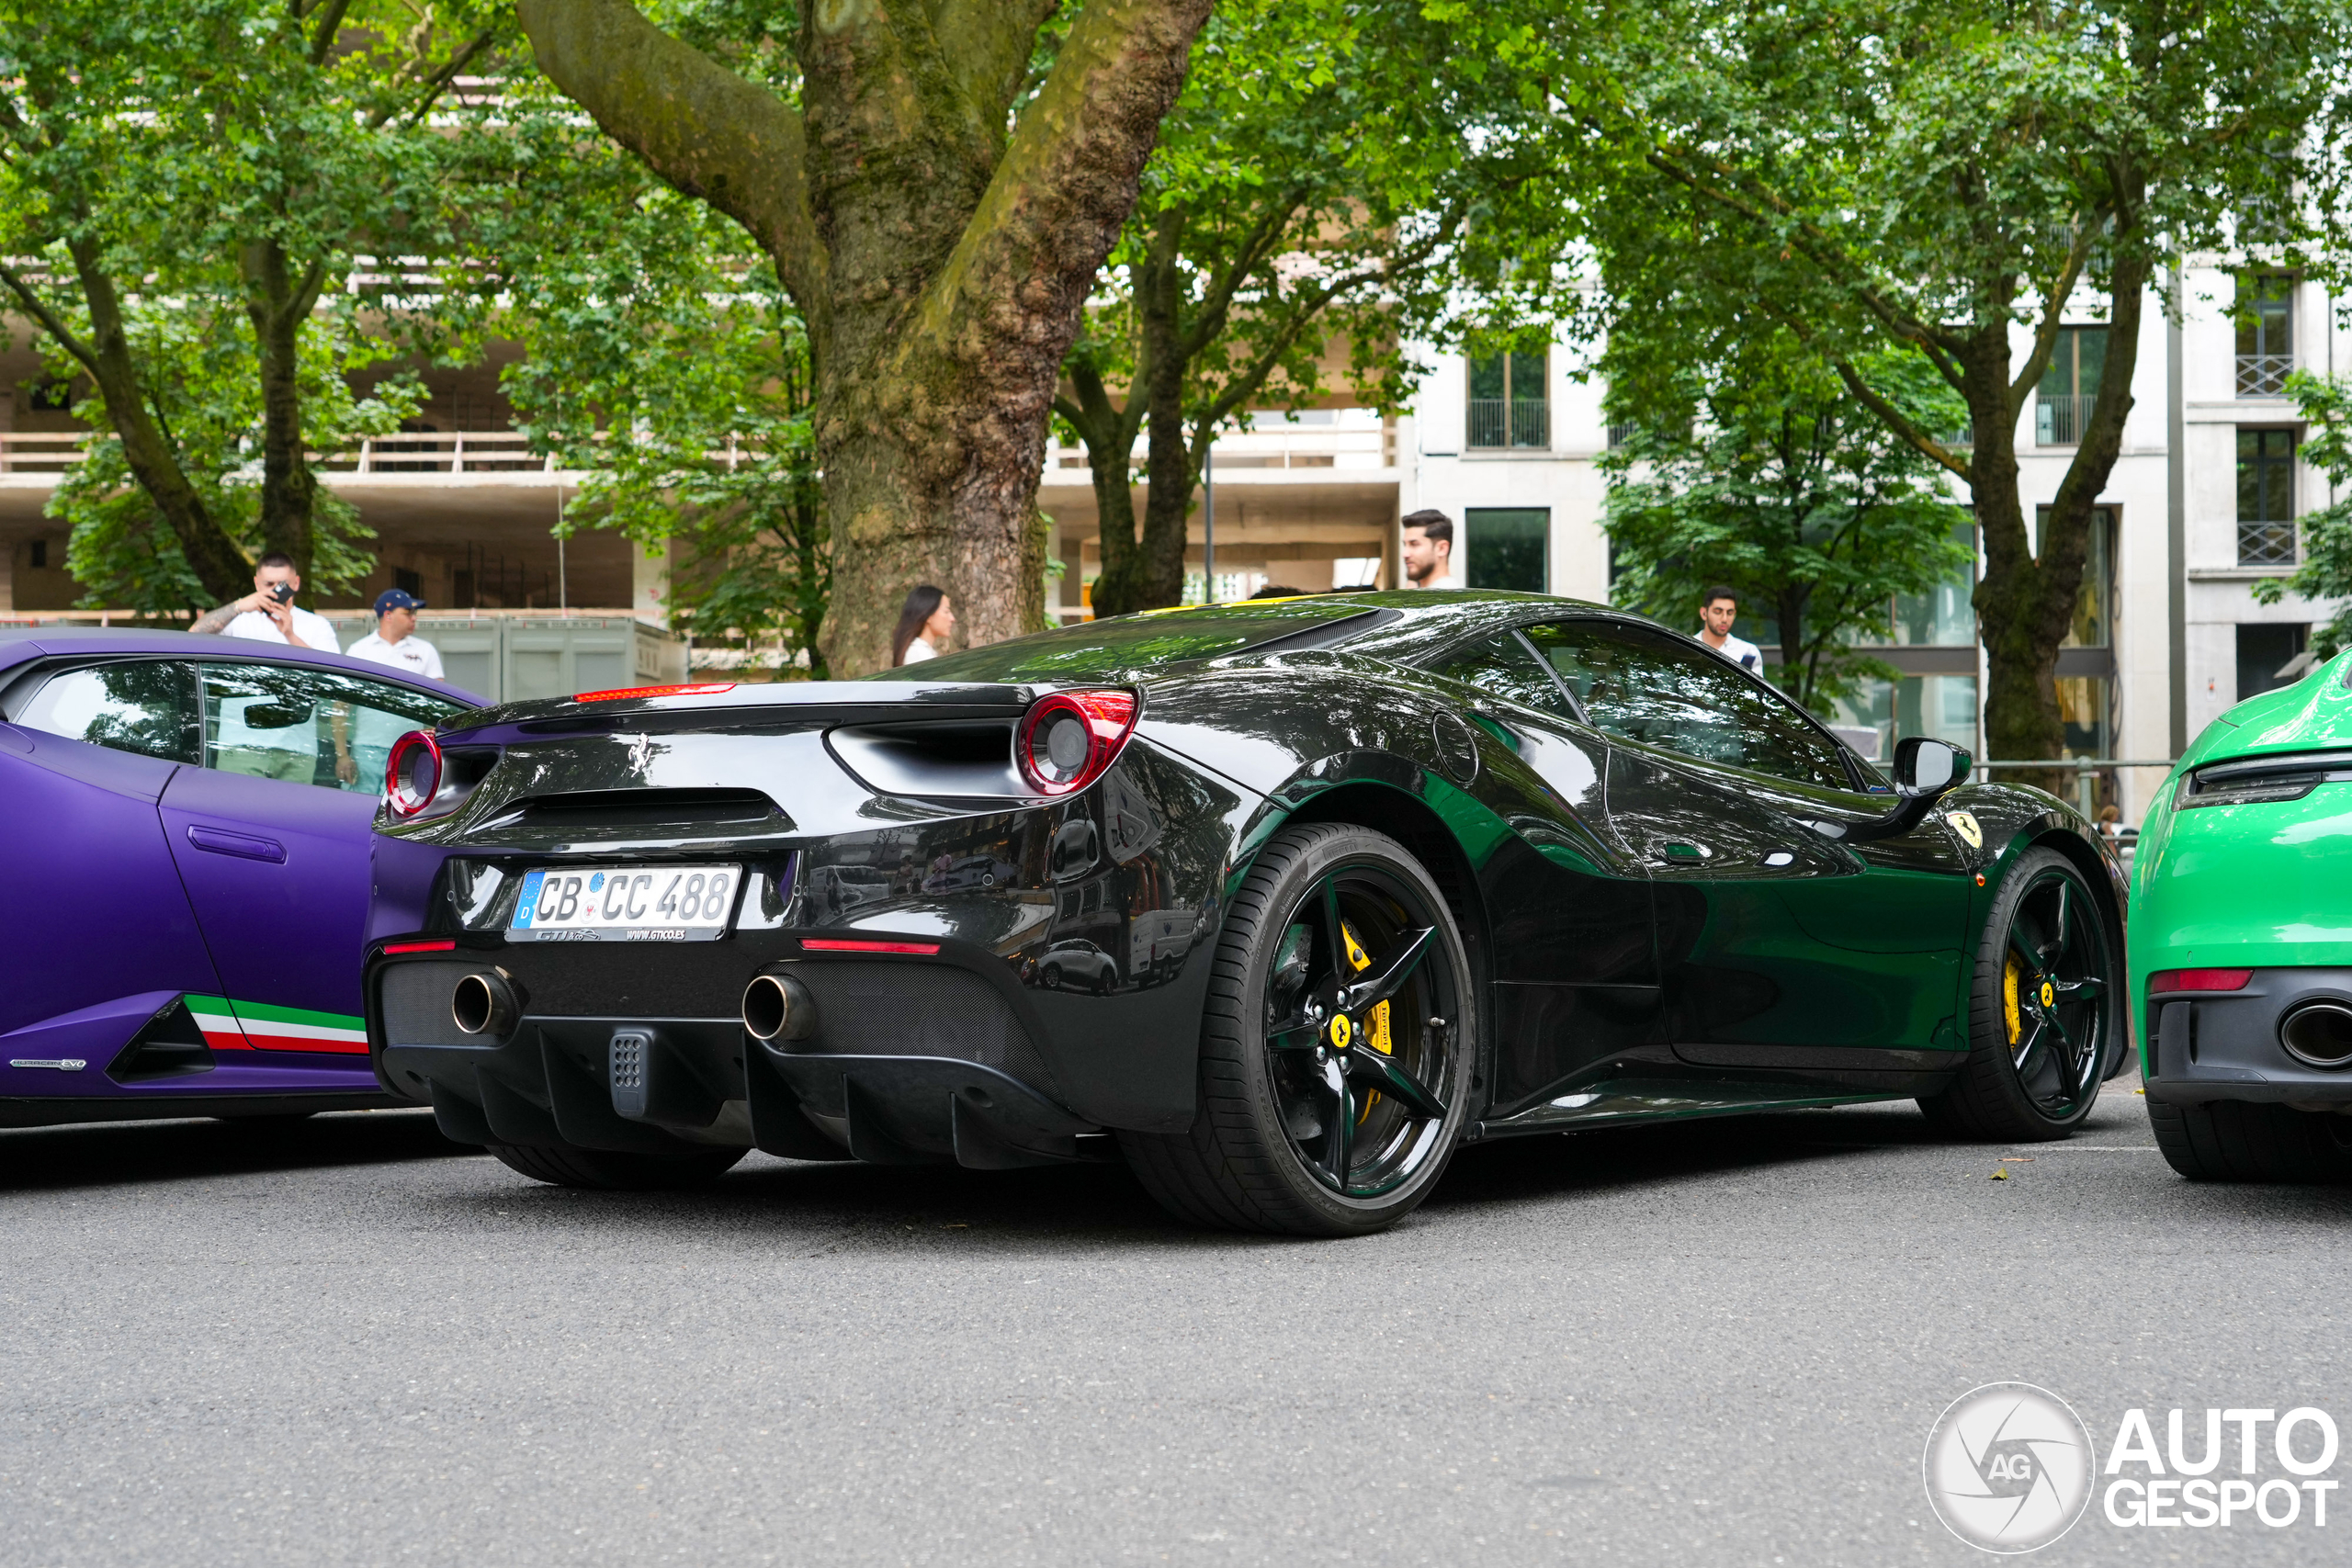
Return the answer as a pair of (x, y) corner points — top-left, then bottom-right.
(2237, 353), (2294, 397)
(2034, 394), (2084, 446)
(0, 429), (575, 477)
(0, 432), (88, 473)
(1467, 398), (1550, 450)
(1045, 420), (1394, 474)
(2237, 519), (2298, 568)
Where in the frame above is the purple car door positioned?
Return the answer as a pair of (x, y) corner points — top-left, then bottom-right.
(158, 660), (467, 1057)
(0, 660), (223, 1081)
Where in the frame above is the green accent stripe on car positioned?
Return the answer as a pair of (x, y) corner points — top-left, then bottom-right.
(227, 998), (368, 1033)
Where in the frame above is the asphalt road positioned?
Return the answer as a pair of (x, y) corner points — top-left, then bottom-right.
(3, 1088), (2347, 1567)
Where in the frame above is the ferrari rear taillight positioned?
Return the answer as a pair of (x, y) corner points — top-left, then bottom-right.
(385, 730), (444, 818)
(1016, 689), (1138, 795)
(2149, 968), (2255, 995)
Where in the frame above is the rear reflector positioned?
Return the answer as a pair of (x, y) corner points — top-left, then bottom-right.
(382, 940), (457, 954)
(573, 682), (737, 704)
(800, 938), (942, 955)
(2149, 968), (2255, 995)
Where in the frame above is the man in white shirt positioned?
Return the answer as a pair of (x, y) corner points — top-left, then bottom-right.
(340, 589), (444, 794)
(1401, 509), (1465, 590)
(189, 552), (340, 651)
(1698, 584), (1764, 673)
(343, 589), (446, 680)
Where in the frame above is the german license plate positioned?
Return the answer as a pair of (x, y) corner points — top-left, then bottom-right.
(508, 865), (741, 942)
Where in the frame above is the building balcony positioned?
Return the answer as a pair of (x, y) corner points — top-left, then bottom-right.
(2237, 353), (2294, 398)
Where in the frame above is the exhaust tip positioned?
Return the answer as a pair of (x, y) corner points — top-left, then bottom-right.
(2279, 1002), (2352, 1068)
(743, 970), (816, 1043)
(452, 971), (519, 1038)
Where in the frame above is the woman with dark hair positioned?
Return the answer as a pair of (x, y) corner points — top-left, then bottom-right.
(891, 585), (954, 666)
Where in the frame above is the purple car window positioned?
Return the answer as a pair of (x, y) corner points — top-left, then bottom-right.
(198, 661), (469, 795)
(12, 660), (200, 763)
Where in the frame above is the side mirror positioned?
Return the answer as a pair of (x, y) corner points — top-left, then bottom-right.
(1894, 737), (1971, 797)
(1843, 738), (1974, 844)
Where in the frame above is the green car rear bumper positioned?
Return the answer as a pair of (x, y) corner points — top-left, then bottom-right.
(2132, 658), (2352, 1103)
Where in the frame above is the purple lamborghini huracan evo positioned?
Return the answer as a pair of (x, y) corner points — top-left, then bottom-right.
(0, 626), (479, 1127)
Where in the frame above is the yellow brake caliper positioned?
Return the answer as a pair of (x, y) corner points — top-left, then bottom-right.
(2003, 953), (2023, 1045)
(1341, 921), (1393, 1122)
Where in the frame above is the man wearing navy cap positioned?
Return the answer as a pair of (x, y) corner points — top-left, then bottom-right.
(343, 588), (445, 681)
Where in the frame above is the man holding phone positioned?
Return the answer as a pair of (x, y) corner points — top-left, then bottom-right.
(191, 552), (340, 651)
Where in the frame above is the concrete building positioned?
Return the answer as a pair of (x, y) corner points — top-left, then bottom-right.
(8, 265), (2343, 821)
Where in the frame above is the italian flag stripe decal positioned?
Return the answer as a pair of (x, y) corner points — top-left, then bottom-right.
(186, 996), (370, 1055)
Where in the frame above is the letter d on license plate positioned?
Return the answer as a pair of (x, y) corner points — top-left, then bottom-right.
(508, 865), (741, 942)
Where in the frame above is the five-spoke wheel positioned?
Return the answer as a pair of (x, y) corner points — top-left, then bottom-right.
(1121, 823), (1473, 1234)
(1921, 846), (2119, 1140)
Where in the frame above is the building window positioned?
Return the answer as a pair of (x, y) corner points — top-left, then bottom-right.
(1464, 508), (1548, 592)
(1467, 351), (1548, 449)
(2236, 274), (2295, 397)
(2034, 327), (2106, 446)
(2236, 624), (2310, 702)
(2237, 429), (2297, 567)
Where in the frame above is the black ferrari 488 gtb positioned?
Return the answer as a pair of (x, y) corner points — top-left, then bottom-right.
(366, 592), (2125, 1235)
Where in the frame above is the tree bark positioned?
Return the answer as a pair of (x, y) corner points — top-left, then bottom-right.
(0, 243), (256, 602)
(1960, 255), (2147, 785)
(519, 0), (1215, 673)
(241, 239), (330, 579)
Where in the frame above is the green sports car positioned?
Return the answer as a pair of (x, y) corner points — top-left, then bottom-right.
(2133, 651), (2352, 1180)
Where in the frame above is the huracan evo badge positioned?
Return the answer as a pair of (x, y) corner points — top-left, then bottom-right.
(1947, 811), (1984, 850)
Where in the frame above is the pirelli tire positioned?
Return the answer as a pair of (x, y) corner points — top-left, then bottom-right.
(1120, 823), (1475, 1237)
(486, 1141), (747, 1190)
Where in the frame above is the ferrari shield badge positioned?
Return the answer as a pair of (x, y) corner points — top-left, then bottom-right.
(1329, 1014), (1354, 1049)
(1947, 810), (1984, 850)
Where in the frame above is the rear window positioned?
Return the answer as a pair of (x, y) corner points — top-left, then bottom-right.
(865, 600), (1375, 683)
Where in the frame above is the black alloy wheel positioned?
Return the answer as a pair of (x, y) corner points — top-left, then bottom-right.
(1122, 823), (1475, 1235)
(487, 1142), (747, 1190)
(1921, 846), (2117, 1141)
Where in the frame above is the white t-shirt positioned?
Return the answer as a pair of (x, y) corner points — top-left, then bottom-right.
(222, 604), (340, 653)
(344, 629), (446, 681)
(1703, 633), (1765, 673)
(1413, 574), (1466, 590)
(900, 638), (939, 663)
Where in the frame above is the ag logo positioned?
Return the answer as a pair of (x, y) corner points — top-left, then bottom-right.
(1923, 1382), (2096, 1553)
(1948, 810), (1984, 850)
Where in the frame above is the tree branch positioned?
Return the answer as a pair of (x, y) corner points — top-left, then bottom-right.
(1642, 142), (1963, 357)
(919, 0), (1215, 350)
(515, 0), (822, 310)
(2007, 217), (2097, 418)
(305, 0), (354, 65)
(1832, 360), (1971, 480)
(0, 263), (100, 377)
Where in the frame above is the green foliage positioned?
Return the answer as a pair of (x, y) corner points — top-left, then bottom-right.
(1057, 0), (1585, 614)
(486, 89), (827, 673)
(45, 309), (421, 617)
(1576, 0), (2352, 758)
(0, 0), (512, 604)
(2253, 370), (2352, 656)
(1603, 338), (1975, 714)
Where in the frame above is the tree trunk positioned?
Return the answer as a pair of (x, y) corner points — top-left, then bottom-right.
(61, 243), (254, 602)
(1134, 231), (1197, 612)
(242, 239), (323, 580)
(519, 0), (1215, 674)
(1965, 255), (2147, 788)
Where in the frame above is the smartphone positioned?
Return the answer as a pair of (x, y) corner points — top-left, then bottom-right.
(267, 582), (295, 604)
